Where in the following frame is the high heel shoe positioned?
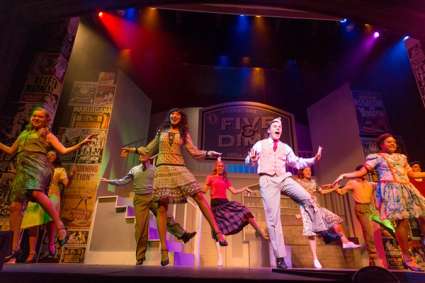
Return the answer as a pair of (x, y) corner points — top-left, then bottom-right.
(57, 226), (69, 246)
(160, 249), (169, 266)
(48, 243), (56, 257)
(212, 231), (228, 247)
(4, 250), (22, 264)
(24, 252), (37, 264)
(402, 255), (423, 272)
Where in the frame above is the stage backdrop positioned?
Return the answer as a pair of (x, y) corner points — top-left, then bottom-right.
(199, 102), (297, 161)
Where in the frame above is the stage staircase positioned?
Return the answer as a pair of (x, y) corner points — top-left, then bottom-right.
(84, 194), (200, 266)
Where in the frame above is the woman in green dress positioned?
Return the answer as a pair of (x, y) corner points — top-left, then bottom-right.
(0, 107), (94, 263)
(21, 150), (73, 262)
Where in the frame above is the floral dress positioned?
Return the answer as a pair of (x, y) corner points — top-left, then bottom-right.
(295, 178), (343, 236)
(364, 153), (425, 220)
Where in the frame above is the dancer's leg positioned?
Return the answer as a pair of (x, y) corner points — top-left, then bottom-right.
(31, 191), (65, 241)
(248, 217), (268, 239)
(192, 192), (226, 243)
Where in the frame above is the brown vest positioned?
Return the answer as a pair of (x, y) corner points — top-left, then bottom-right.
(257, 139), (287, 176)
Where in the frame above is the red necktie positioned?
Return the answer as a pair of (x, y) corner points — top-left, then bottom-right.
(273, 140), (278, 152)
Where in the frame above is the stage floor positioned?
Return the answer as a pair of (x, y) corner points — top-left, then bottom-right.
(1, 264), (425, 283)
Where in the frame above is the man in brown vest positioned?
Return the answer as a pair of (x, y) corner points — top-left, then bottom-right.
(245, 117), (325, 269)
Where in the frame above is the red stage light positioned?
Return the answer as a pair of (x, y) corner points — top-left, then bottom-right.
(98, 11), (104, 17)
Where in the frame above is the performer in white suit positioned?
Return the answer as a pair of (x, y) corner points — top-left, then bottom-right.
(245, 117), (325, 269)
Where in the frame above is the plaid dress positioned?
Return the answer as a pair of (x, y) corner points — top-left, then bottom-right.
(207, 175), (253, 235)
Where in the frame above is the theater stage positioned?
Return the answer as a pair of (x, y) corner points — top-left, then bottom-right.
(1, 264), (425, 283)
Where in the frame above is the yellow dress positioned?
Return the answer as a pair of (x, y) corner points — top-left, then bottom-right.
(21, 167), (68, 229)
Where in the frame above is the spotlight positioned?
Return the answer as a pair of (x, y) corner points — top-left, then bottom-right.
(98, 11), (103, 17)
(373, 31), (380, 38)
(403, 35), (410, 41)
(255, 15), (261, 18)
(240, 14), (245, 17)
(339, 18), (347, 23)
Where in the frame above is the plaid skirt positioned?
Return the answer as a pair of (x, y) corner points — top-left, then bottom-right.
(211, 198), (253, 235)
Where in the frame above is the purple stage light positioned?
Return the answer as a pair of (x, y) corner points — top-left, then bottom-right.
(373, 31), (380, 38)
(403, 35), (410, 41)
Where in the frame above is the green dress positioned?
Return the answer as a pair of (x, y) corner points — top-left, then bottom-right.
(10, 129), (53, 202)
(21, 167), (67, 229)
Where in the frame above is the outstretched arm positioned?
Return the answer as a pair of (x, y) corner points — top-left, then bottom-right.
(408, 170), (425, 179)
(228, 186), (253, 195)
(48, 133), (96, 155)
(100, 174), (134, 186)
(185, 133), (221, 159)
(0, 139), (19, 155)
(333, 167), (368, 186)
(286, 146), (322, 170)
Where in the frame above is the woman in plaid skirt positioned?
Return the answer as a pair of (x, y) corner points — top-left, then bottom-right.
(122, 108), (226, 266)
(204, 159), (269, 239)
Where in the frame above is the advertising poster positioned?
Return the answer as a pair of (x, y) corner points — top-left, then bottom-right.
(58, 128), (107, 164)
(352, 90), (391, 136)
(94, 84), (115, 106)
(68, 82), (97, 106)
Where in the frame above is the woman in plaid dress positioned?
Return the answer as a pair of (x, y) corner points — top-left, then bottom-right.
(204, 159), (268, 239)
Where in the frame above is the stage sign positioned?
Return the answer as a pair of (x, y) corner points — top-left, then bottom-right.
(200, 102), (296, 161)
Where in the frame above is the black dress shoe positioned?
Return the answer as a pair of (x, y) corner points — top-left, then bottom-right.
(276, 257), (288, 269)
(180, 232), (197, 243)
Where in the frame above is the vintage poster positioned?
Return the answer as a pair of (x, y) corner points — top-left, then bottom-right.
(94, 84), (115, 106)
(200, 102), (296, 160)
(352, 90), (391, 136)
(22, 75), (63, 96)
(68, 82), (97, 106)
(98, 72), (116, 85)
(64, 164), (100, 191)
(61, 186), (97, 228)
(60, 246), (86, 263)
(58, 128), (107, 164)
(66, 229), (90, 246)
(70, 110), (111, 129)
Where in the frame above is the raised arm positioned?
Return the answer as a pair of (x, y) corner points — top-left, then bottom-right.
(286, 145), (321, 170)
(0, 139), (19, 155)
(245, 142), (261, 165)
(47, 133), (96, 155)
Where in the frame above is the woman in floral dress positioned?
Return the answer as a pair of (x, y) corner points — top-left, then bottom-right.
(334, 133), (425, 271)
(296, 167), (360, 269)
